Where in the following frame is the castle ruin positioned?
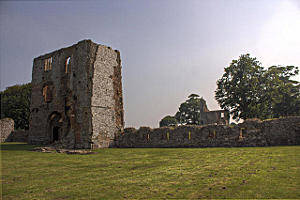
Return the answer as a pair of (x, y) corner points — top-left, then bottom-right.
(184, 97), (230, 125)
(9, 39), (300, 149)
(28, 40), (124, 149)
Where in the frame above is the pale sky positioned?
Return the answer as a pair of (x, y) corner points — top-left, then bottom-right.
(0, 0), (299, 128)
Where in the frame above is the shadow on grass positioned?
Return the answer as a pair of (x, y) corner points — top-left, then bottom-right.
(0, 143), (36, 151)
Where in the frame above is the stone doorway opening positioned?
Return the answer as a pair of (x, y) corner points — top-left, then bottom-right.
(48, 111), (63, 144)
(52, 126), (60, 142)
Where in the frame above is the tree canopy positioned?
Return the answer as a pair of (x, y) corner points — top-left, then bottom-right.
(159, 94), (209, 127)
(262, 65), (300, 118)
(215, 54), (299, 121)
(175, 94), (208, 125)
(0, 83), (32, 130)
(159, 115), (178, 127)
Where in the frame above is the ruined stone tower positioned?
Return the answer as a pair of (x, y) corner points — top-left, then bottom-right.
(29, 40), (124, 149)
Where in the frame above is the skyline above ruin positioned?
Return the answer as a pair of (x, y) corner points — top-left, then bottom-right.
(1, 0), (300, 128)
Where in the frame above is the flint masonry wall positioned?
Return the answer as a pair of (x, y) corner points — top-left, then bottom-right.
(91, 45), (124, 148)
(116, 117), (300, 148)
(0, 118), (14, 142)
(29, 40), (124, 149)
(0, 118), (28, 143)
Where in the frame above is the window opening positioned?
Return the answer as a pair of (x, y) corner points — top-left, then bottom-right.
(65, 57), (71, 73)
(44, 57), (53, 71)
(42, 85), (53, 103)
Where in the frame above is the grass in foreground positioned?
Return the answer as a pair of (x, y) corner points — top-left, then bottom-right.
(1, 143), (300, 199)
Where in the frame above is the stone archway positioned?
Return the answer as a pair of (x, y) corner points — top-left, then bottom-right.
(48, 112), (63, 143)
(52, 126), (60, 142)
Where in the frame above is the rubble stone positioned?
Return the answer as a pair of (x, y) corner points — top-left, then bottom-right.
(32, 147), (98, 154)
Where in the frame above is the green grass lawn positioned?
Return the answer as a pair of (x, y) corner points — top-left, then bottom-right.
(1, 143), (300, 199)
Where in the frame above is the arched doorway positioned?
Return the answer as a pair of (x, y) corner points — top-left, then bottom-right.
(52, 126), (60, 142)
(48, 112), (63, 143)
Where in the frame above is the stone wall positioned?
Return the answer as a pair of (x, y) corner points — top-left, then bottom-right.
(29, 40), (124, 149)
(204, 110), (230, 125)
(116, 117), (300, 148)
(91, 45), (124, 148)
(0, 118), (14, 142)
(29, 40), (95, 148)
(5, 130), (29, 143)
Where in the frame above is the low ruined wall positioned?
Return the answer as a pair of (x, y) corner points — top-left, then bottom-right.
(2, 116), (299, 148)
(5, 130), (29, 143)
(0, 118), (29, 143)
(0, 118), (14, 142)
(116, 117), (300, 148)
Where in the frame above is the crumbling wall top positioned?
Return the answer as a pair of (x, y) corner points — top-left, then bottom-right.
(34, 40), (118, 60)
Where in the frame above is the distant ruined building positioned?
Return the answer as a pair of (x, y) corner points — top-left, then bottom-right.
(29, 40), (124, 149)
(173, 96), (230, 126)
(193, 97), (229, 125)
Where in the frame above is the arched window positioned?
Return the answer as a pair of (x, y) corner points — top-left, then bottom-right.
(44, 57), (52, 71)
(65, 57), (71, 73)
(42, 85), (53, 103)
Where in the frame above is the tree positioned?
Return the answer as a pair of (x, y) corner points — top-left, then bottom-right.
(175, 94), (208, 125)
(159, 115), (178, 127)
(262, 65), (300, 118)
(215, 54), (299, 120)
(0, 83), (31, 130)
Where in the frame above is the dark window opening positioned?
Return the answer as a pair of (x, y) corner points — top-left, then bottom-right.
(53, 126), (60, 142)
(65, 105), (70, 111)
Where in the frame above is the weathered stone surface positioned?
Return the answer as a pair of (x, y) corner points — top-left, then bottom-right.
(204, 109), (230, 125)
(0, 118), (14, 142)
(29, 40), (124, 149)
(116, 116), (300, 148)
(5, 130), (29, 142)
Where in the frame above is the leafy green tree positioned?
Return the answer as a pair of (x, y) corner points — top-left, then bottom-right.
(175, 94), (208, 125)
(215, 54), (264, 120)
(262, 65), (299, 118)
(0, 83), (31, 130)
(159, 115), (178, 127)
(215, 54), (299, 120)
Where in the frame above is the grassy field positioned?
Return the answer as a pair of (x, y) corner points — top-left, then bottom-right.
(1, 143), (300, 199)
